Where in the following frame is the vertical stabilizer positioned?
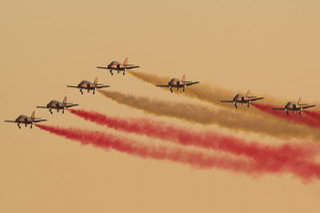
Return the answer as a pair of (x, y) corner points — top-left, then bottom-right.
(246, 90), (250, 97)
(298, 97), (302, 105)
(31, 111), (35, 121)
(124, 57), (128, 67)
(94, 77), (98, 85)
(181, 74), (186, 83)
(63, 96), (67, 105)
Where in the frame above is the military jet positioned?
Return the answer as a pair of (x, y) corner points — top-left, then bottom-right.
(272, 98), (316, 116)
(220, 90), (264, 108)
(4, 111), (47, 129)
(96, 57), (140, 75)
(36, 96), (79, 114)
(156, 75), (199, 93)
(67, 77), (110, 94)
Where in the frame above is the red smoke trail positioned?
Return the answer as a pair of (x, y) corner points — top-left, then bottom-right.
(35, 124), (257, 173)
(68, 109), (317, 160)
(251, 103), (320, 128)
(68, 109), (320, 180)
(304, 111), (320, 121)
(36, 124), (320, 181)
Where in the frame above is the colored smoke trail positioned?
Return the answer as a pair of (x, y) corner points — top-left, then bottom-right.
(128, 71), (234, 107)
(251, 103), (320, 128)
(68, 109), (320, 178)
(36, 124), (320, 181)
(304, 111), (320, 120)
(98, 90), (320, 141)
(35, 124), (257, 173)
(69, 109), (318, 162)
(128, 71), (281, 112)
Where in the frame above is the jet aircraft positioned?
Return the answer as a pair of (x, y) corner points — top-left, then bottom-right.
(36, 96), (79, 114)
(156, 75), (199, 93)
(220, 90), (264, 108)
(272, 98), (316, 116)
(96, 57), (140, 75)
(4, 111), (47, 129)
(67, 77), (109, 94)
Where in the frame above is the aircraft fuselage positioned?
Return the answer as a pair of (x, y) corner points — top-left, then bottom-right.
(46, 100), (66, 113)
(47, 100), (64, 109)
(15, 115), (33, 128)
(108, 61), (126, 70)
(232, 94), (252, 104)
(284, 102), (301, 112)
(77, 80), (97, 94)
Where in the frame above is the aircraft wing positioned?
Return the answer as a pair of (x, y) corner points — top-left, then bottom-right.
(220, 100), (234, 103)
(156, 85), (170, 87)
(96, 66), (110, 70)
(250, 97), (264, 102)
(66, 104), (79, 108)
(186, 81), (199, 86)
(67, 85), (79, 88)
(301, 105), (316, 109)
(96, 85), (110, 89)
(4, 120), (17, 123)
(33, 119), (47, 123)
(126, 65), (140, 69)
(36, 106), (48, 109)
(272, 108), (285, 110)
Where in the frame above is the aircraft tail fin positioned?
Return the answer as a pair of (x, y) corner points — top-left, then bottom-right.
(246, 89), (257, 98)
(246, 90), (250, 97)
(94, 77), (98, 85)
(181, 74), (186, 83)
(31, 111), (35, 121)
(124, 57), (128, 67)
(298, 97), (302, 105)
(63, 96), (67, 105)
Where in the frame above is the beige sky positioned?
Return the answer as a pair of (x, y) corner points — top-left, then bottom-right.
(1, 1), (320, 213)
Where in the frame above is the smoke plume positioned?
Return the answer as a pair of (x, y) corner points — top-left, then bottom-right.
(251, 103), (320, 128)
(68, 109), (318, 163)
(35, 124), (258, 172)
(36, 124), (320, 181)
(98, 90), (320, 141)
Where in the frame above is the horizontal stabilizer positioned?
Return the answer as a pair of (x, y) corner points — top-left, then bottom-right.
(67, 85), (79, 88)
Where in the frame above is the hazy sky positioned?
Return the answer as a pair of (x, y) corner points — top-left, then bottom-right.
(1, 1), (320, 213)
